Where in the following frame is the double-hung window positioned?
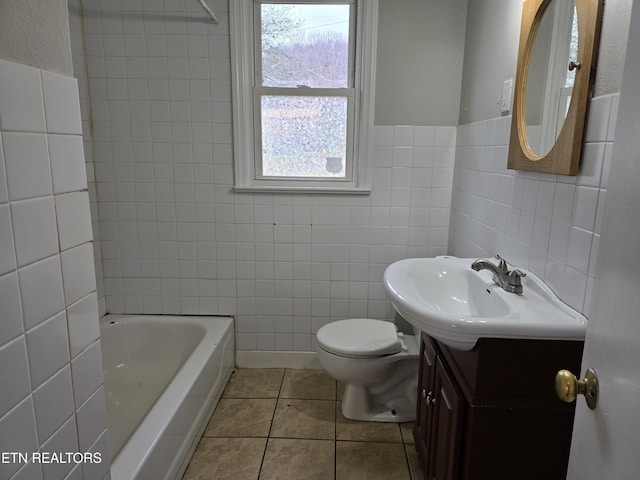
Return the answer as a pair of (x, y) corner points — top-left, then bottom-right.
(230, 0), (378, 192)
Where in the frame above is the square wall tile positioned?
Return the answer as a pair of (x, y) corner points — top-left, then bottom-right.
(414, 126), (435, 146)
(75, 386), (108, 451)
(0, 205), (16, 275)
(0, 336), (31, 418)
(435, 126), (457, 147)
(80, 430), (111, 480)
(26, 312), (70, 389)
(0, 272), (23, 345)
(66, 292), (100, 358)
(40, 415), (78, 480)
(10, 462), (43, 480)
(48, 134), (87, 194)
(572, 186), (599, 232)
(11, 197), (59, 267)
(0, 59), (46, 132)
(0, 397), (39, 480)
(41, 71), (83, 135)
(32, 366), (75, 444)
(18, 255), (65, 330)
(56, 192), (93, 250)
(584, 95), (611, 143)
(393, 126), (415, 147)
(61, 243), (97, 306)
(578, 142), (604, 188)
(566, 227), (593, 274)
(0, 134), (7, 203)
(2, 132), (52, 201)
(70, 340), (104, 406)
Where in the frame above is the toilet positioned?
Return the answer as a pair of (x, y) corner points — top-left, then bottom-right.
(316, 318), (419, 423)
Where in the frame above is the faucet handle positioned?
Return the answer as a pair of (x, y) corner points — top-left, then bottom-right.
(495, 254), (509, 273)
(510, 269), (526, 281)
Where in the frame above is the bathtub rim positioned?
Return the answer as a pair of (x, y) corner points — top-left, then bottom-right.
(101, 314), (234, 480)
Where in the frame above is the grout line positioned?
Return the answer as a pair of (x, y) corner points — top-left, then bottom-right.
(255, 368), (287, 477)
(402, 442), (414, 480)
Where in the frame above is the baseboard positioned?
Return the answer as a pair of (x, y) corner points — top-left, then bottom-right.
(235, 350), (322, 369)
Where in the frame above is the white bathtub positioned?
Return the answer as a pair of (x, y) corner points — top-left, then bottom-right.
(100, 314), (234, 480)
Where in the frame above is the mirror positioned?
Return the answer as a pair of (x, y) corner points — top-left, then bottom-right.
(525, 1), (578, 157)
(508, 0), (604, 175)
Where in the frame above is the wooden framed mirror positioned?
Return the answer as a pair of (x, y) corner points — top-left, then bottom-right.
(508, 0), (604, 175)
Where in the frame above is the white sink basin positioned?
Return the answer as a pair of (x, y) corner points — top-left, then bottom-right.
(383, 256), (587, 351)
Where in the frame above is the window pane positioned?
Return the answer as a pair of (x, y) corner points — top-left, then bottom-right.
(564, 6), (579, 88)
(261, 96), (348, 177)
(261, 4), (350, 88)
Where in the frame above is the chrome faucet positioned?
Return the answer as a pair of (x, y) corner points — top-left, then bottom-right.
(471, 255), (526, 294)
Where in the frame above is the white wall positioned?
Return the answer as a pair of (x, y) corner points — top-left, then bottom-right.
(0, 58), (109, 480)
(375, 0), (467, 125)
(458, 0), (632, 124)
(0, 0), (74, 75)
(77, 1), (458, 353)
(450, 94), (617, 316)
(458, 0), (522, 124)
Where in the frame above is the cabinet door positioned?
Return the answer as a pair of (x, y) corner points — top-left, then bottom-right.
(427, 357), (463, 480)
(415, 335), (438, 474)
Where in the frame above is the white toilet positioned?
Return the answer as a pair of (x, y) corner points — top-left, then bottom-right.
(316, 318), (419, 423)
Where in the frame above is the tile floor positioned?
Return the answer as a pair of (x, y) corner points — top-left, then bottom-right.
(182, 368), (424, 480)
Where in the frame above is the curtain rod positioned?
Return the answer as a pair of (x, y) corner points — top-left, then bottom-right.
(195, 0), (219, 23)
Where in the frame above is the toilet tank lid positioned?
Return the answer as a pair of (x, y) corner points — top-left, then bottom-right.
(316, 318), (403, 357)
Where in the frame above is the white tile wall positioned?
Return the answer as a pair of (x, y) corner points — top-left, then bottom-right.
(0, 58), (109, 480)
(449, 94), (618, 316)
(69, 0), (107, 317)
(76, 1), (456, 352)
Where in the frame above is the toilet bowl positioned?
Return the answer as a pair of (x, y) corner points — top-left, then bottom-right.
(316, 318), (419, 423)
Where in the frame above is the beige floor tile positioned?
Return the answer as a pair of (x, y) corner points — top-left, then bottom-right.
(260, 438), (335, 480)
(270, 399), (336, 440)
(336, 405), (403, 443)
(222, 368), (284, 398)
(203, 398), (276, 437)
(400, 422), (416, 444)
(186, 369), (420, 479)
(280, 369), (336, 400)
(336, 441), (411, 480)
(182, 437), (266, 480)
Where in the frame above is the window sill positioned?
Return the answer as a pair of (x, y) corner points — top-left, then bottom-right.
(233, 185), (371, 195)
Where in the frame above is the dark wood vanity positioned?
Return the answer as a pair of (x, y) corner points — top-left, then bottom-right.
(414, 332), (584, 480)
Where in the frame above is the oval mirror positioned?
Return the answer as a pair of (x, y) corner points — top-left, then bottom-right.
(524, 0), (578, 157)
(508, 0), (604, 176)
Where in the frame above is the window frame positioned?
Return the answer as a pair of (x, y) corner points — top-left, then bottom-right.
(230, 0), (378, 193)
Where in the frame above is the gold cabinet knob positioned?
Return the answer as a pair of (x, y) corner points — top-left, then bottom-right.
(555, 368), (599, 409)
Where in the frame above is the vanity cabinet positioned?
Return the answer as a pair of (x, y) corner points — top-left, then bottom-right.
(414, 333), (583, 480)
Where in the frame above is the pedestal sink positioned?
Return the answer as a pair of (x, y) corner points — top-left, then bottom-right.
(383, 256), (587, 351)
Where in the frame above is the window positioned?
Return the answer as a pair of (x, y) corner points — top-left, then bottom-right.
(230, 0), (378, 193)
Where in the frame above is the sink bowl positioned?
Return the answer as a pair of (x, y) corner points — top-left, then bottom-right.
(383, 256), (587, 351)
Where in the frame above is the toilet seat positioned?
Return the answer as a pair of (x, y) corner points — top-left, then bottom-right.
(316, 318), (405, 358)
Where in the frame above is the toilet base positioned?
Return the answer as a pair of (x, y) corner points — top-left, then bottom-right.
(340, 360), (418, 423)
(342, 384), (416, 422)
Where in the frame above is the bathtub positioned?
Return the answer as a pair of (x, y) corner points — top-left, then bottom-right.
(100, 314), (234, 480)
